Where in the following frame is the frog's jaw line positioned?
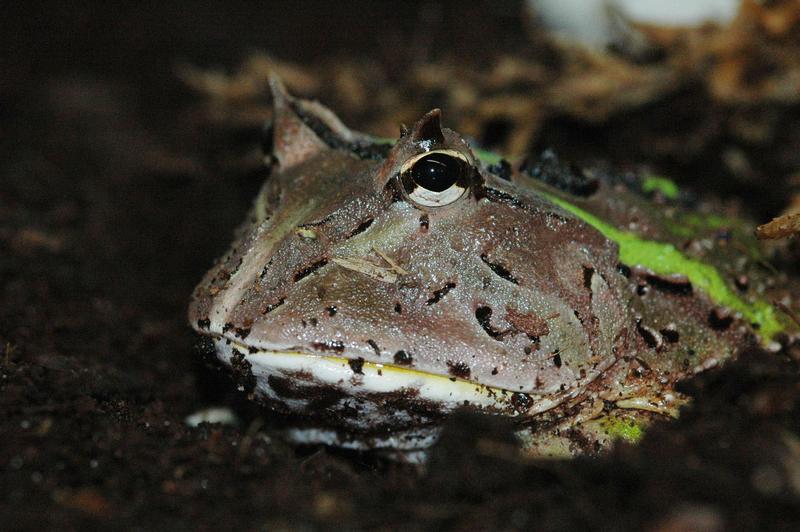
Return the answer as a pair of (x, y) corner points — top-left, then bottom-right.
(212, 338), (569, 429)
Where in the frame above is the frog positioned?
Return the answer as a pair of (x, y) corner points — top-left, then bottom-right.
(188, 76), (799, 459)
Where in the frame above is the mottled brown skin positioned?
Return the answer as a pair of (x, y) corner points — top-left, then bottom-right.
(190, 85), (636, 396)
(189, 80), (795, 456)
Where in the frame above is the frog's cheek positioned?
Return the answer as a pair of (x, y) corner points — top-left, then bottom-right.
(211, 338), (571, 426)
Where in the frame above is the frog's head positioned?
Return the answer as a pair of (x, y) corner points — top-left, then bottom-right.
(189, 78), (635, 444)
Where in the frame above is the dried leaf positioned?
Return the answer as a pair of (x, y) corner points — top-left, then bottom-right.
(756, 213), (800, 240)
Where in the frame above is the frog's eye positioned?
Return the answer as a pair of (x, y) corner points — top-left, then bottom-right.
(400, 150), (472, 207)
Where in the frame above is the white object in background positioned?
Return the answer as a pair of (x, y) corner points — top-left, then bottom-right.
(529, 0), (742, 48)
(184, 406), (239, 427)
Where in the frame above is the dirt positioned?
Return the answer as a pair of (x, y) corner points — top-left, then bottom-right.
(2, 2), (799, 530)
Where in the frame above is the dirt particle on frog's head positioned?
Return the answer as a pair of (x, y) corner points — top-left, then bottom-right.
(394, 350), (413, 365)
(348, 357), (365, 375)
(447, 360), (471, 379)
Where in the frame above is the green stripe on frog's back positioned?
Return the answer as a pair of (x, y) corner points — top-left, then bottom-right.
(641, 175), (679, 200)
(543, 193), (785, 341)
(371, 137), (784, 339)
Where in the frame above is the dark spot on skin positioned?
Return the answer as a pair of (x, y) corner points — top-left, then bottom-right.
(487, 159), (513, 181)
(348, 357), (365, 375)
(419, 214), (429, 231)
(645, 274), (693, 295)
(480, 254), (519, 284)
(511, 392), (532, 413)
(196, 318), (210, 330)
(260, 298), (285, 315)
(348, 218), (374, 238)
(310, 317), (318, 326)
(326, 305), (337, 317)
(481, 187), (524, 208)
(259, 258), (274, 279)
(475, 306), (505, 339)
(234, 327), (251, 340)
(394, 350), (413, 365)
(447, 360), (471, 379)
(582, 265), (595, 290)
(636, 319), (663, 349)
(552, 351), (562, 368)
(491, 367), (499, 375)
(293, 259), (328, 282)
(394, 302), (402, 314)
(521, 149), (599, 197)
(708, 308), (734, 331)
(311, 340), (344, 353)
(222, 323), (234, 334)
(660, 327), (680, 343)
(248, 346), (259, 354)
(427, 282), (456, 305)
(297, 213), (335, 229)
(367, 339), (380, 357)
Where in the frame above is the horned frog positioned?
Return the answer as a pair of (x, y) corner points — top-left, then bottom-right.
(189, 77), (798, 459)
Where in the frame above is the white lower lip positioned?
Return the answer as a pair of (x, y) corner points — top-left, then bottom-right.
(213, 338), (569, 417)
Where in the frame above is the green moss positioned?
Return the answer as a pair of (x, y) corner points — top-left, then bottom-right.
(641, 175), (680, 200)
(473, 148), (504, 166)
(544, 194), (784, 341)
(601, 417), (644, 443)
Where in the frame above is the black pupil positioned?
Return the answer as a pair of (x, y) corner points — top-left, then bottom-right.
(411, 153), (462, 192)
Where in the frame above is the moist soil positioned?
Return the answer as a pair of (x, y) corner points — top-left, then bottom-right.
(2, 3), (799, 530)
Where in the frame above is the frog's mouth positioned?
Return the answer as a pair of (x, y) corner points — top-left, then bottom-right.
(212, 337), (568, 419)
